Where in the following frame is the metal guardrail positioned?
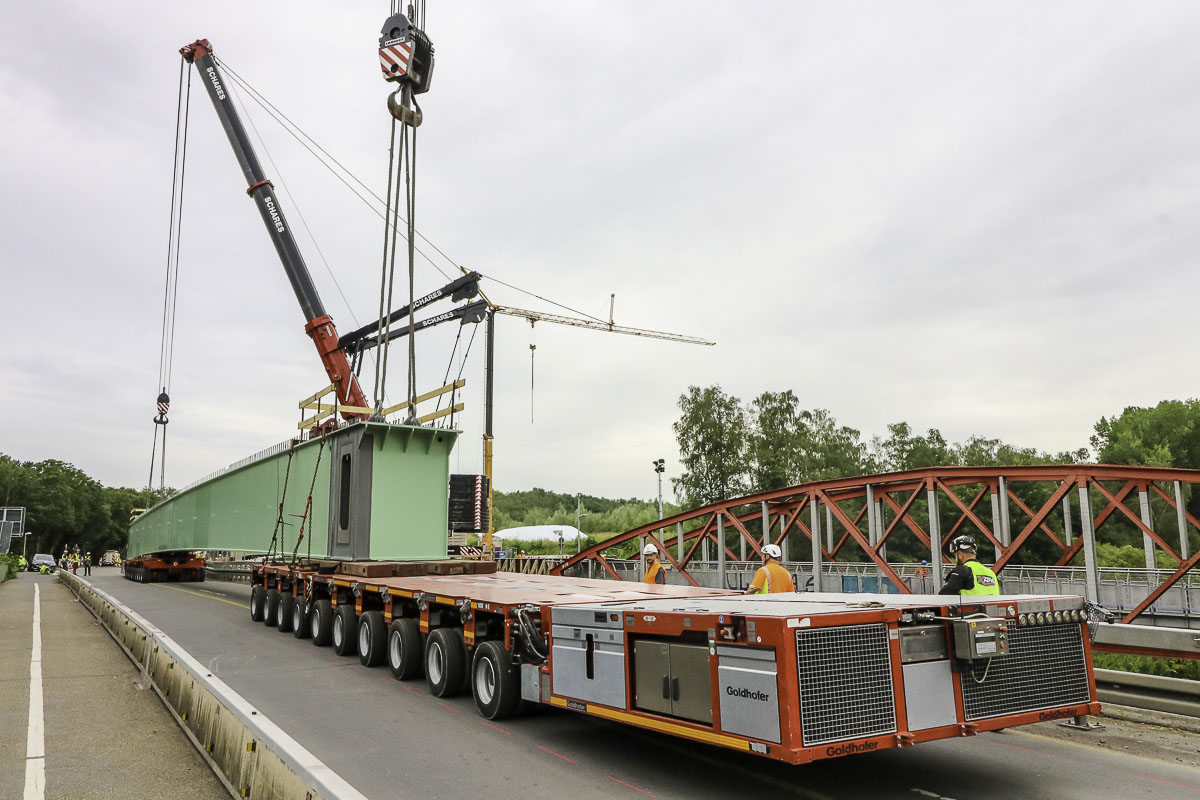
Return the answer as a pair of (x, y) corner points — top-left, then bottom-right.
(60, 571), (365, 800)
(1095, 668), (1200, 719)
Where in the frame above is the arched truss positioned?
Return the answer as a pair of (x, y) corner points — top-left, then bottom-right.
(552, 464), (1200, 623)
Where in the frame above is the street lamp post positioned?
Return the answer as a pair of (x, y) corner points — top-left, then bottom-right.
(575, 494), (588, 554)
(648, 459), (665, 581)
(653, 459), (665, 521)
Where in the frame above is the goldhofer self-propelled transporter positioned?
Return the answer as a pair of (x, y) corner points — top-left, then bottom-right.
(125, 16), (1101, 767)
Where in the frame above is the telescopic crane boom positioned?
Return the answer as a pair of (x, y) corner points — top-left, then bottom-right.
(180, 39), (369, 422)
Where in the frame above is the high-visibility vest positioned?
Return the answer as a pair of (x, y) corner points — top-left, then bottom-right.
(644, 562), (665, 585)
(960, 560), (1000, 596)
(751, 562), (795, 594)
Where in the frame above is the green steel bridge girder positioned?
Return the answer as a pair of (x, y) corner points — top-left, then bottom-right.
(129, 422), (459, 561)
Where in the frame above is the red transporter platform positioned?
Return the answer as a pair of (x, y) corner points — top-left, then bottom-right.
(123, 551), (207, 583)
(250, 564), (1099, 765)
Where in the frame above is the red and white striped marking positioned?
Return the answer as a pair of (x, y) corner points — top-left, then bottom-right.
(379, 42), (413, 79)
(474, 475), (483, 529)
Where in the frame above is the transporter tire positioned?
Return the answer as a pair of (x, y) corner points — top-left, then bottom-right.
(387, 618), (423, 680)
(358, 611), (386, 667)
(333, 603), (358, 656)
(197, 569), (206, 583)
(425, 627), (469, 698)
(471, 639), (521, 720)
(292, 598), (311, 639)
(277, 594), (296, 633)
(250, 585), (266, 622)
(265, 590), (281, 627)
(312, 599), (334, 646)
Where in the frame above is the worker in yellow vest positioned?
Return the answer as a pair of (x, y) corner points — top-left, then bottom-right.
(938, 535), (1000, 596)
(745, 544), (795, 594)
(642, 544), (667, 585)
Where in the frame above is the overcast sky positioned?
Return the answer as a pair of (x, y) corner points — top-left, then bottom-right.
(3, 2), (1200, 503)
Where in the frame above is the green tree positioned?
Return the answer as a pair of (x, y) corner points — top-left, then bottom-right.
(1091, 399), (1200, 468)
(672, 385), (749, 507)
(871, 422), (954, 471)
(747, 390), (803, 491)
(798, 408), (873, 480)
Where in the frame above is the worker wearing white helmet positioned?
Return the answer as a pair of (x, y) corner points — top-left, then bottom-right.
(642, 543), (666, 585)
(746, 543), (795, 594)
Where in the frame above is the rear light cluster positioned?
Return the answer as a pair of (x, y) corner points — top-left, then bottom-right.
(1016, 610), (1084, 627)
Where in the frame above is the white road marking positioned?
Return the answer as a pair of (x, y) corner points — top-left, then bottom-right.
(24, 583), (45, 800)
(912, 789), (960, 800)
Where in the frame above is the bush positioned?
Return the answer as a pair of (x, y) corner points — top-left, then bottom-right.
(1093, 652), (1200, 680)
(0, 553), (21, 581)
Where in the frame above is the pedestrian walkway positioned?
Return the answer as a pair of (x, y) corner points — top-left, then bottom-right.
(0, 572), (226, 800)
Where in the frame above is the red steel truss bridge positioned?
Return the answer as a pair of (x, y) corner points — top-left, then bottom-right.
(553, 465), (1200, 658)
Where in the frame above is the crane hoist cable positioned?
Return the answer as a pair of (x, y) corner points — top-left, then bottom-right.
(288, 437), (326, 569)
(218, 58), (393, 410)
(216, 58), (617, 328)
(529, 320), (536, 424)
(265, 445), (296, 565)
(375, 3), (428, 421)
(149, 58), (192, 492)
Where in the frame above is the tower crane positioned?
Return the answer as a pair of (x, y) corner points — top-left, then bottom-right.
(477, 298), (715, 553)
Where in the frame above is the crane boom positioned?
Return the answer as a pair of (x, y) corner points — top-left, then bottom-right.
(180, 39), (369, 421)
(492, 306), (715, 346)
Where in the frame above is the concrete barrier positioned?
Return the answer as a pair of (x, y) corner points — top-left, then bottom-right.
(59, 571), (367, 800)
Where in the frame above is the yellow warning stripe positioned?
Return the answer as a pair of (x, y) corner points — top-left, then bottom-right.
(435, 595), (456, 605)
(549, 697), (751, 750)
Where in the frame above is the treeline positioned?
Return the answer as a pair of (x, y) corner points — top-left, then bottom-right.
(0, 455), (166, 559)
(492, 488), (670, 553)
(672, 387), (1089, 506)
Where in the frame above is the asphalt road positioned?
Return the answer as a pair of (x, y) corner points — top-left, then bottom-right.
(82, 567), (1200, 800)
(1, 573), (227, 800)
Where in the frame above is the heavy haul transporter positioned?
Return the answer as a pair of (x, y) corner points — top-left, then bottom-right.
(250, 562), (1099, 763)
(124, 21), (1099, 768)
(123, 550), (206, 583)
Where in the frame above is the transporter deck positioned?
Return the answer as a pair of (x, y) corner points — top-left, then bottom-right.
(250, 563), (1100, 765)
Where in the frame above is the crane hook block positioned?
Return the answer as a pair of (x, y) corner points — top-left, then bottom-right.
(378, 13), (434, 94)
(387, 89), (423, 128)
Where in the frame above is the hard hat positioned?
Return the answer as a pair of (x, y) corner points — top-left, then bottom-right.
(642, 543), (659, 556)
(949, 535), (977, 554)
(762, 544), (782, 559)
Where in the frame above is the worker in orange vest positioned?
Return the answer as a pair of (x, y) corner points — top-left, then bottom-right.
(642, 544), (666, 585)
(745, 544), (795, 594)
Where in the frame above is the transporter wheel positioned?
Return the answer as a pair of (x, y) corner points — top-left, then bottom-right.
(387, 618), (423, 680)
(311, 599), (334, 646)
(197, 569), (206, 583)
(471, 639), (521, 720)
(425, 627), (469, 698)
(358, 611), (386, 667)
(265, 590), (281, 627)
(250, 585), (266, 622)
(332, 603), (358, 656)
(277, 594), (296, 633)
(292, 598), (311, 640)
